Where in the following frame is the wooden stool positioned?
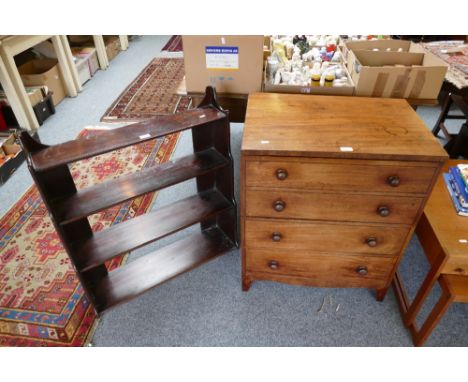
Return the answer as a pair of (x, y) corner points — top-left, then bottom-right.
(432, 93), (468, 140)
(413, 274), (468, 347)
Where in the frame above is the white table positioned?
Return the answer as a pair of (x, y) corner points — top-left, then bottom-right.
(0, 35), (81, 131)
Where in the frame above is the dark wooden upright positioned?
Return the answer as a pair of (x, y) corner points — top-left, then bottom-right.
(20, 86), (238, 315)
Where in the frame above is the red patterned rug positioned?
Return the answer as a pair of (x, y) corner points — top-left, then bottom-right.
(101, 58), (190, 122)
(162, 35), (183, 52)
(0, 127), (181, 346)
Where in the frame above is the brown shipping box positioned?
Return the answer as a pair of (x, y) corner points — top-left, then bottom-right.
(182, 35), (264, 94)
(346, 42), (448, 99)
(104, 36), (121, 62)
(341, 39), (412, 62)
(19, 59), (66, 105)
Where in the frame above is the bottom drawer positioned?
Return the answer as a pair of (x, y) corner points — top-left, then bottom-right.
(245, 249), (396, 288)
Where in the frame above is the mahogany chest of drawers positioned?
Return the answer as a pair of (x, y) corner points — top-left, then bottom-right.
(241, 93), (448, 300)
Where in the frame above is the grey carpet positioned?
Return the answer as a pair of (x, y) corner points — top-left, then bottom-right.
(1, 36), (467, 346)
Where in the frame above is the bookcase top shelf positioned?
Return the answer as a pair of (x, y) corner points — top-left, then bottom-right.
(23, 107), (226, 171)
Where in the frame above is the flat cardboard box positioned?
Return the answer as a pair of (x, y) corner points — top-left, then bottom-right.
(346, 42), (448, 99)
(183, 35), (264, 94)
(18, 59), (66, 106)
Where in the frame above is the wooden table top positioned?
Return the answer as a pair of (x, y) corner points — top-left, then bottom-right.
(242, 93), (447, 162)
(425, 160), (468, 259)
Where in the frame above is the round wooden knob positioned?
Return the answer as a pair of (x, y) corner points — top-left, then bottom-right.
(268, 260), (279, 270)
(365, 237), (378, 247)
(276, 168), (288, 180)
(356, 265), (368, 276)
(387, 175), (400, 187)
(272, 232), (282, 242)
(377, 205), (390, 217)
(273, 200), (286, 212)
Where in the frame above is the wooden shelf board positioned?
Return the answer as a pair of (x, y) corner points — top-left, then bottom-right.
(31, 107), (225, 171)
(74, 189), (232, 272)
(54, 148), (229, 225)
(92, 226), (233, 313)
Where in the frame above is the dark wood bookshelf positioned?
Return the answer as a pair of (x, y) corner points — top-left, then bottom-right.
(52, 148), (229, 225)
(20, 86), (238, 315)
(91, 226), (233, 312)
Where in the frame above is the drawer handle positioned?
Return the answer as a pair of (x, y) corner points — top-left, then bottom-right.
(387, 175), (400, 187)
(272, 232), (282, 242)
(268, 260), (279, 270)
(377, 205), (390, 217)
(276, 168), (288, 180)
(356, 265), (368, 276)
(365, 237), (378, 247)
(273, 200), (286, 212)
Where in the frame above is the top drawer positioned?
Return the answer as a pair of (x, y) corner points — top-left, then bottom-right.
(245, 158), (438, 194)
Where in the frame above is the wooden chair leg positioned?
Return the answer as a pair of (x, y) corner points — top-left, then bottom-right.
(413, 287), (454, 347)
(432, 93), (453, 139)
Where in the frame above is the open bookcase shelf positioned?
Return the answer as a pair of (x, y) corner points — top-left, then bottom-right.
(20, 86), (238, 315)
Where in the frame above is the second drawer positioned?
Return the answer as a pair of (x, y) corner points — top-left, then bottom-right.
(245, 189), (423, 225)
(244, 218), (410, 256)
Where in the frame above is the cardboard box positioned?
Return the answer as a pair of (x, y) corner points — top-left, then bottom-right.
(104, 36), (121, 62)
(182, 35), (264, 94)
(18, 59), (66, 106)
(263, 57), (355, 96)
(346, 42), (448, 99)
(340, 38), (404, 62)
(0, 132), (24, 184)
(0, 86), (45, 107)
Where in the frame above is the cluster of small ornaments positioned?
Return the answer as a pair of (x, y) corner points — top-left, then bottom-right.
(267, 35), (350, 87)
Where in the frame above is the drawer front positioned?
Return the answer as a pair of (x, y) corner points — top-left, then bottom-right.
(244, 218), (409, 256)
(246, 189), (423, 225)
(245, 249), (395, 287)
(245, 159), (437, 194)
(442, 257), (468, 276)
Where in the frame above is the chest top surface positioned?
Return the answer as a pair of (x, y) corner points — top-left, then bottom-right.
(241, 93), (447, 162)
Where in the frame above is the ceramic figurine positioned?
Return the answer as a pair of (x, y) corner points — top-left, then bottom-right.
(267, 57), (280, 80)
(335, 67), (345, 79)
(286, 42), (295, 59)
(274, 71), (282, 85)
(311, 62), (321, 87)
(321, 61), (330, 73)
(331, 51), (341, 62)
(281, 71), (291, 84)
